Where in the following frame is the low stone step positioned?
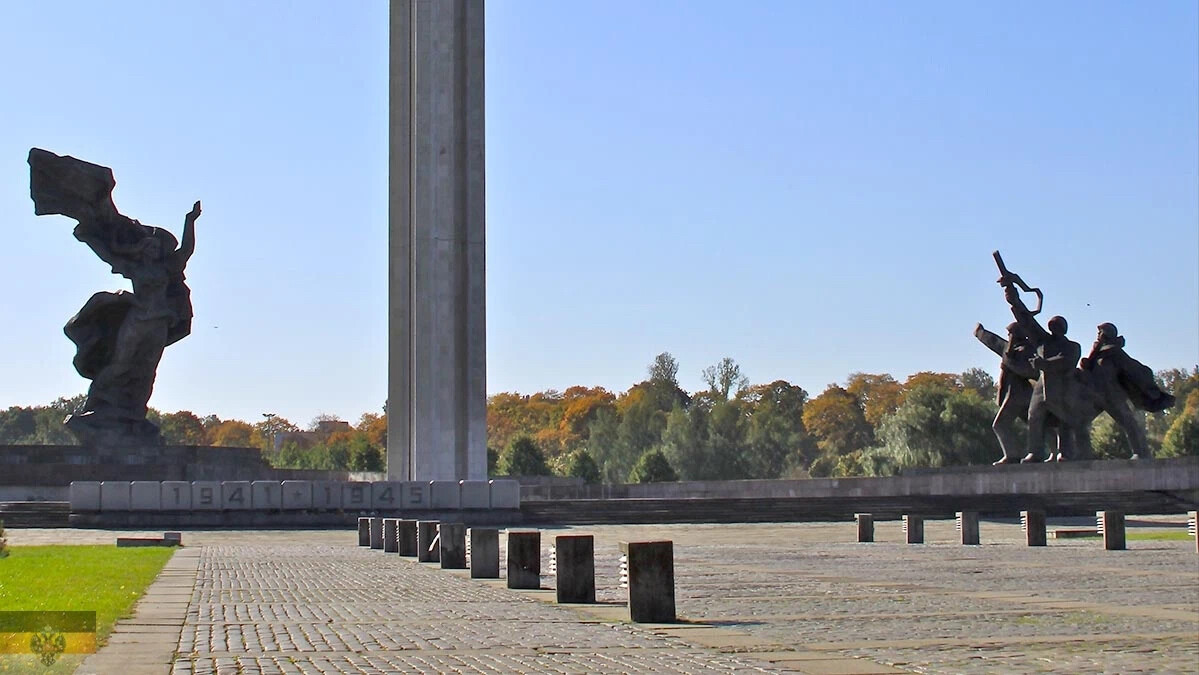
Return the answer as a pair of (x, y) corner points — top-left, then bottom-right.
(0, 501), (71, 527)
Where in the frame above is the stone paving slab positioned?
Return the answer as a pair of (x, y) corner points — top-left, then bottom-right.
(76, 547), (201, 675)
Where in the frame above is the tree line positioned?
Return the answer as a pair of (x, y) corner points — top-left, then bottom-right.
(486, 354), (1199, 483)
(2, 353), (1195, 482)
(0, 396), (387, 473)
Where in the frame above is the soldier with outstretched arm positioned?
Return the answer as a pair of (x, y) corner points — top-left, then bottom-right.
(974, 321), (1038, 464)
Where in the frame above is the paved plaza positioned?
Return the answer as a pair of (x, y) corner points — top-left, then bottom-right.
(9, 517), (1198, 674)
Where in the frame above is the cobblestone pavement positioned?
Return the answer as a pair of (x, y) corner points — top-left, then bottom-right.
(575, 519), (1199, 674)
(171, 540), (797, 674)
(10, 517), (1198, 673)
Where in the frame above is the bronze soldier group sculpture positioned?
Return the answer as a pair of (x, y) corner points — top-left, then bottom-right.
(28, 148), (200, 447)
(976, 251), (1174, 463)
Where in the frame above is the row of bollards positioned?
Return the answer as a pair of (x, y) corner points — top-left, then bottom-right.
(357, 517), (676, 622)
(855, 510), (1143, 550)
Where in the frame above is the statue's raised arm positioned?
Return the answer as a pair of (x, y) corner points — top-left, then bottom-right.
(169, 201), (200, 275)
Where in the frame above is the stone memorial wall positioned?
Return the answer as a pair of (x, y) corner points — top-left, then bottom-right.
(67, 479), (520, 527)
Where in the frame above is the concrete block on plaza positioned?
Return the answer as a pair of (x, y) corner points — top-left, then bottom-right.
(430, 481), (461, 509)
(855, 513), (873, 543)
(130, 481), (161, 511)
(70, 481), (101, 512)
(99, 481), (131, 511)
(459, 480), (490, 509)
(624, 540), (676, 623)
(1022, 510), (1047, 547)
(358, 517), (371, 546)
(440, 522), (467, 569)
(398, 519), (418, 556)
(252, 481), (282, 510)
(489, 480), (520, 509)
(555, 535), (596, 604)
(1099, 510), (1126, 551)
(400, 481), (430, 509)
(117, 536), (176, 547)
(312, 481), (342, 510)
(161, 481), (191, 510)
(369, 517), (385, 549)
(507, 530), (541, 589)
(192, 481), (220, 510)
(163, 531), (182, 546)
(469, 528), (499, 578)
(903, 515), (924, 544)
(281, 481), (312, 510)
(383, 518), (399, 552)
(372, 481), (403, 510)
(417, 520), (440, 562)
(221, 481), (252, 510)
(958, 511), (980, 546)
(342, 482), (373, 510)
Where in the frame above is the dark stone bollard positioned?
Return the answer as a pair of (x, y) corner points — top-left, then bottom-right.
(957, 511), (980, 545)
(624, 541), (675, 623)
(555, 535), (596, 604)
(903, 515), (924, 544)
(383, 518), (399, 553)
(855, 513), (874, 543)
(1022, 510), (1047, 547)
(369, 517), (385, 550)
(440, 522), (467, 569)
(417, 520), (440, 562)
(358, 517), (371, 546)
(469, 528), (499, 578)
(1099, 510), (1126, 551)
(398, 519), (418, 556)
(507, 530), (541, 589)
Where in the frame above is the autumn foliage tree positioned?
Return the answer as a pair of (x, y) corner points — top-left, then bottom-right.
(845, 373), (904, 428)
(1161, 389), (1199, 457)
(803, 385), (873, 458)
(159, 410), (207, 445)
(208, 420), (257, 447)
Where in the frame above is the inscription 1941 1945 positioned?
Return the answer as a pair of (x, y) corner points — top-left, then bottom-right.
(975, 251), (1175, 465)
(28, 148), (200, 448)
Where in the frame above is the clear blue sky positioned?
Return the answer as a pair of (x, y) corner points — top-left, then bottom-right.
(1, 1), (1196, 427)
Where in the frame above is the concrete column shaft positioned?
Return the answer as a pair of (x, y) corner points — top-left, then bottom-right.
(388, 0), (487, 481)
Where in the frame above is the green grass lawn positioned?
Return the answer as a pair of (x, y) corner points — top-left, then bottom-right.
(0, 545), (174, 642)
(1127, 530), (1195, 541)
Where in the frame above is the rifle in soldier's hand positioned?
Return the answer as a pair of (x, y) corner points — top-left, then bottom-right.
(993, 250), (1043, 316)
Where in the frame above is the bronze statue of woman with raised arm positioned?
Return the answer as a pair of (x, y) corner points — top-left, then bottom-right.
(28, 148), (200, 447)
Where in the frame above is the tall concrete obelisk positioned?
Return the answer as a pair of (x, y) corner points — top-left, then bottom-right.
(388, 0), (487, 481)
